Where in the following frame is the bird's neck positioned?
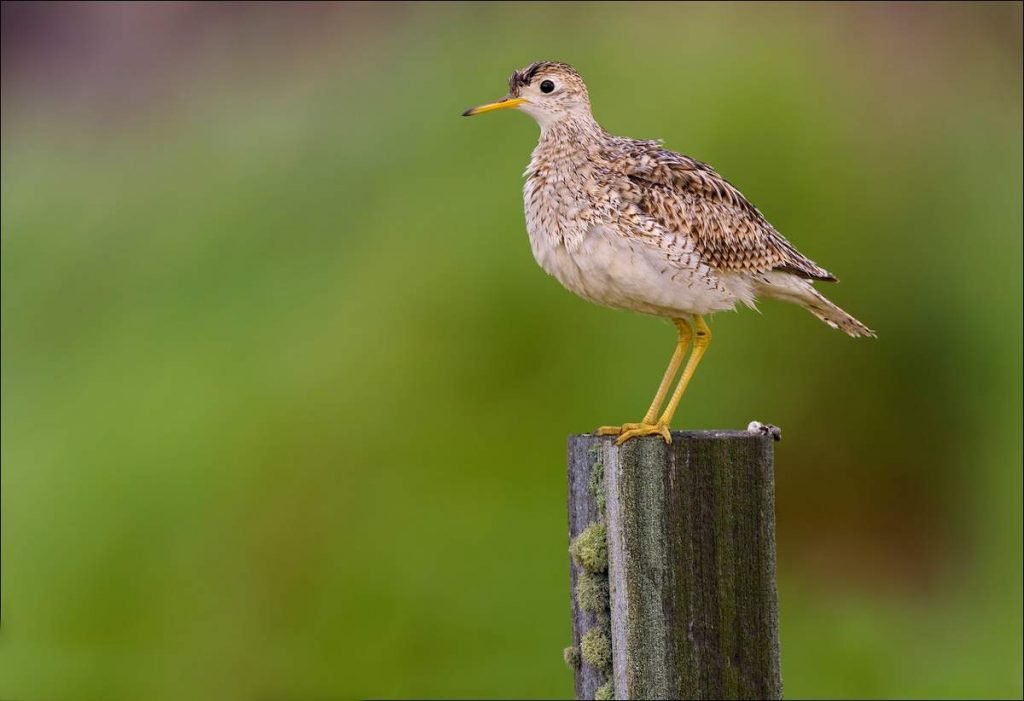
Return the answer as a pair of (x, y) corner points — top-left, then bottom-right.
(538, 114), (604, 142)
(532, 116), (606, 171)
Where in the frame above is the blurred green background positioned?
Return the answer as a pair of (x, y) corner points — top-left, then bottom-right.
(2, 2), (1021, 699)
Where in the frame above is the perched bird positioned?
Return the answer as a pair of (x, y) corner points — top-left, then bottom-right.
(463, 61), (873, 444)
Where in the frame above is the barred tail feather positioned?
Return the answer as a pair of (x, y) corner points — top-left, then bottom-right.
(754, 273), (875, 338)
(802, 288), (875, 338)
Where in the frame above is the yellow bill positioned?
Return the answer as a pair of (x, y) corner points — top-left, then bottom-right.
(462, 97), (526, 116)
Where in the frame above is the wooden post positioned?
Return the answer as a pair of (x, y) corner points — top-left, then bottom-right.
(566, 431), (782, 700)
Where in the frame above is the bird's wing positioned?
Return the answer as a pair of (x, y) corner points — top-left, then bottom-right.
(617, 142), (836, 281)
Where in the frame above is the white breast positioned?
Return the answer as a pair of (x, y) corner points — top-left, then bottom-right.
(522, 148), (742, 318)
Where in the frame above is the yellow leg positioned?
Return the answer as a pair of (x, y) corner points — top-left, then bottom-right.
(656, 314), (711, 428)
(597, 319), (692, 444)
(640, 319), (693, 423)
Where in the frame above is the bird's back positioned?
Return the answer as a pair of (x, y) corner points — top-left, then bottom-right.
(606, 136), (837, 283)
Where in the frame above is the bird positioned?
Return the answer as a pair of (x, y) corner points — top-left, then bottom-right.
(462, 61), (874, 445)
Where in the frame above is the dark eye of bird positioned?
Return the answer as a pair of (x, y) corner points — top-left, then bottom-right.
(540, 79), (555, 94)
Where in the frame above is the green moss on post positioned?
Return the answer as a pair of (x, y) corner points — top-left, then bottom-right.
(568, 436), (614, 700)
(575, 571), (610, 615)
(581, 628), (612, 669)
(564, 645), (580, 668)
(570, 522), (608, 573)
(594, 681), (614, 700)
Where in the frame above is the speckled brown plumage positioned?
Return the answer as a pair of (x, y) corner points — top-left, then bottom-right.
(463, 61), (873, 443)
(485, 60), (872, 336)
(618, 149), (836, 282)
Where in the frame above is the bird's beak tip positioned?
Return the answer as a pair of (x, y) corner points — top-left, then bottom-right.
(461, 97), (526, 117)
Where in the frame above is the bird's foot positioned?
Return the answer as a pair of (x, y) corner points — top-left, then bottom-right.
(596, 423), (642, 436)
(596, 422), (672, 445)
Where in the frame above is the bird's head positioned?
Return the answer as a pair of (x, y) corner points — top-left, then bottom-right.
(462, 61), (592, 128)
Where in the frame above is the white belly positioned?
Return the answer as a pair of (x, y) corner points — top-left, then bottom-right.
(529, 223), (742, 317)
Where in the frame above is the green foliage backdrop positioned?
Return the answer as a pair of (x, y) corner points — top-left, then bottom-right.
(2, 3), (1021, 699)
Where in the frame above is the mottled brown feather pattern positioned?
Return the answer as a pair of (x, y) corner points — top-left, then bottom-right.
(615, 141), (836, 281)
(472, 61), (873, 337)
(511, 62), (835, 282)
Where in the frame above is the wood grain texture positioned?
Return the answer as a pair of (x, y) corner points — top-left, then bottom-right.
(567, 437), (608, 700)
(568, 431), (781, 700)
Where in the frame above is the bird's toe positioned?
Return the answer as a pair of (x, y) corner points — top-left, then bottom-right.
(614, 423), (672, 446)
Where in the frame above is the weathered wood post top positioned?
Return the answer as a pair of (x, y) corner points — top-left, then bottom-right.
(566, 429), (782, 701)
